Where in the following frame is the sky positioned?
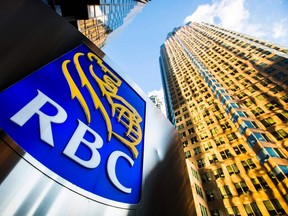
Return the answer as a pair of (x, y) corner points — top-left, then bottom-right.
(103, 0), (288, 96)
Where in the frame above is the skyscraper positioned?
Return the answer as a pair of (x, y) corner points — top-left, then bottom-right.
(160, 22), (288, 216)
(43, 0), (150, 48)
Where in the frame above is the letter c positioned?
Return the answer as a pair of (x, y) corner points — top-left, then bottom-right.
(107, 151), (134, 194)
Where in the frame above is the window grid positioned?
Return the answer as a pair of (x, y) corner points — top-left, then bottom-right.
(219, 185), (232, 198)
(233, 144), (247, 155)
(241, 159), (257, 171)
(263, 199), (286, 215)
(251, 176), (270, 191)
(234, 181), (249, 195)
(244, 202), (262, 216)
(227, 164), (240, 175)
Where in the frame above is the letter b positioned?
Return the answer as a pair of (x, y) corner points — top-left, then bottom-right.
(63, 120), (103, 169)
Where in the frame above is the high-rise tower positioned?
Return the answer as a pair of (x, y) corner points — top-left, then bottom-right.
(160, 22), (288, 216)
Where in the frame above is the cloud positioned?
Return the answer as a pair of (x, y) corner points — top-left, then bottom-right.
(272, 18), (288, 39)
(217, 0), (248, 26)
(184, 3), (216, 24)
(184, 0), (267, 38)
(148, 88), (164, 98)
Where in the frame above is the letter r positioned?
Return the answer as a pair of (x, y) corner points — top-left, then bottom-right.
(10, 90), (67, 146)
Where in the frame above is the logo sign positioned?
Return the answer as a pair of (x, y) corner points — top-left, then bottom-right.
(0, 44), (146, 205)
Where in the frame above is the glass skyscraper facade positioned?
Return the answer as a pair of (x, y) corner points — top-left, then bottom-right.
(160, 22), (288, 216)
(43, 0), (149, 48)
(78, 0), (149, 48)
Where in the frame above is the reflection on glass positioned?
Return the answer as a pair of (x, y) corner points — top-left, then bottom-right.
(78, 1), (148, 48)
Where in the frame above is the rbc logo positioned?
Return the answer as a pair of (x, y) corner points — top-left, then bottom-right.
(0, 44), (146, 205)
